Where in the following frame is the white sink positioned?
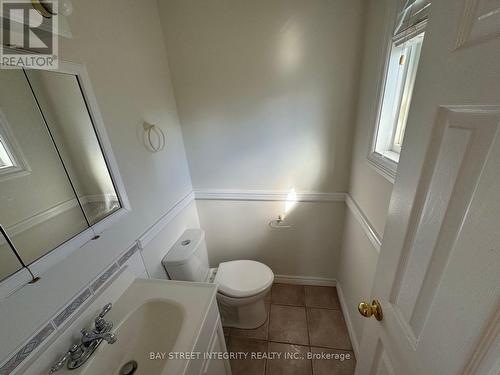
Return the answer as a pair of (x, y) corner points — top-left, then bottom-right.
(38, 271), (221, 375)
(80, 300), (184, 375)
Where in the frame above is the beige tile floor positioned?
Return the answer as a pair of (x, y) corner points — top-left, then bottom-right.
(224, 283), (356, 375)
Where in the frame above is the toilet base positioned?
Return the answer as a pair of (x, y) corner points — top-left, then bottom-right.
(216, 288), (269, 329)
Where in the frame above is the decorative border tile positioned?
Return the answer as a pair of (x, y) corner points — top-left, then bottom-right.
(53, 288), (92, 327)
(0, 323), (55, 375)
(117, 244), (139, 267)
(0, 186), (199, 374)
(0, 238), (146, 374)
(0, 261), (122, 374)
(90, 263), (119, 293)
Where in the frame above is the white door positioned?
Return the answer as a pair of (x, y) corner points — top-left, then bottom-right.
(356, 0), (500, 374)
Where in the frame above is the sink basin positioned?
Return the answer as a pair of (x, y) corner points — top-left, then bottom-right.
(48, 272), (219, 375)
(80, 300), (184, 375)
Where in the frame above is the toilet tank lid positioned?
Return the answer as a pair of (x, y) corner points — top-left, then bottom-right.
(162, 229), (205, 266)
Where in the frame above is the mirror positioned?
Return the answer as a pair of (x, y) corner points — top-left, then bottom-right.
(25, 70), (121, 225)
(0, 66), (122, 282)
(0, 228), (24, 281)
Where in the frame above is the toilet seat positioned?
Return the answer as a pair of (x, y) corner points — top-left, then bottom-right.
(215, 260), (273, 298)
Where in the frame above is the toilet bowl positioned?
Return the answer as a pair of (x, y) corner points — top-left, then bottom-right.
(162, 229), (274, 329)
(214, 260), (273, 328)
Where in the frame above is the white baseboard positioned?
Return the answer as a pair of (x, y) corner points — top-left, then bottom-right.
(336, 281), (360, 358)
(275, 276), (360, 357)
(274, 274), (337, 287)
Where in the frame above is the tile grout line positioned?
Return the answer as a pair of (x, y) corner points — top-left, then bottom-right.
(264, 338), (268, 375)
(264, 289), (271, 375)
(226, 284), (355, 374)
(304, 285), (315, 375)
(226, 334), (356, 353)
(302, 288), (315, 375)
(270, 302), (341, 310)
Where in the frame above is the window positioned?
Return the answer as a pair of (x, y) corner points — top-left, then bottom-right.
(0, 110), (30, 179)
(374, 33), (424, 163)
(0, 138), (15, 169)
(369, 0), (430, 181)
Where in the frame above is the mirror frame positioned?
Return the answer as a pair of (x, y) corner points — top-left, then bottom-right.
(0, 58), (131, 298)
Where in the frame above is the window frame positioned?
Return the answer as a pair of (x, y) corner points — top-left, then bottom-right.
(0, 138), (14, 168)
(390, 34), (423, 154)
(0, 109), (31, 181)
(367, 18), (427, 183)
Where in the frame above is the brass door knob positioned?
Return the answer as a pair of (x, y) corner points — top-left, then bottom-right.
(358, 299), (383, 321)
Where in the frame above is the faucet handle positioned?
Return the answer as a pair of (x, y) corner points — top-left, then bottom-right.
(94, 317), (113, 333)
(68, 344), (83, 358)
(48, 344), (77, 374)
(102, 332), (117, 344)
(81, 328), (90, 337)
(98, 303), (112, 318)
(48, 344), (83, 373)
(49, 353), (68, 374)
(94, 303), (113, 332)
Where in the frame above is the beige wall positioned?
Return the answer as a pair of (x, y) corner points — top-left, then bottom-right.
(159, 0), (364, 192)
(338, 209), (379, 348)
(337, 0), (397, 344)
(347, 0), (395, 238)
(1, 0), (397, 363)
(159, 0), (365, 277)
(198, 199), (345, 278)
(0, 0), (196, 362)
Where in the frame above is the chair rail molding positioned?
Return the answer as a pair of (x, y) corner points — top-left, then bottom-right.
(193, 189), (382, 252)
(193, 189), (346, 202)
(344, 194), (382, 252)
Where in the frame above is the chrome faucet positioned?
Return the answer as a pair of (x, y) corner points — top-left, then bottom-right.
(49, 303), (117, 374)
(81, 330), (117, 346)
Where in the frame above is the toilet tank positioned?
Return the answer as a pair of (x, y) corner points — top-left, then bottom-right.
(162, 229), (210, 282)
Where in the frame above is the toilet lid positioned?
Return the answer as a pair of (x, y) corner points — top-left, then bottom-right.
(215, 260), (274, 298)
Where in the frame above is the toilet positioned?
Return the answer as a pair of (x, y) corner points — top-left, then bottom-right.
(162, 229), (274, 329)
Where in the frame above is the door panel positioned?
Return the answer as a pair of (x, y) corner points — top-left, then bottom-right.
(356, 0), (500, 373)
(456, 0), (500, 48)
(391, 108), (498, 338)
(370, 340), (397, 375)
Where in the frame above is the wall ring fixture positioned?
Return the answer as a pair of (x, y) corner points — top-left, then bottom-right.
(31, 0), (56, 18)
(31, 0), (74, 18)
(143, 122), (166, 152)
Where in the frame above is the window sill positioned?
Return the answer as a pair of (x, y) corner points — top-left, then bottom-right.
(367, 151), (398, 183)
(0, 167), (31, 182)
(0, 151), (31, 181)
(381, 149), (400, 163)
